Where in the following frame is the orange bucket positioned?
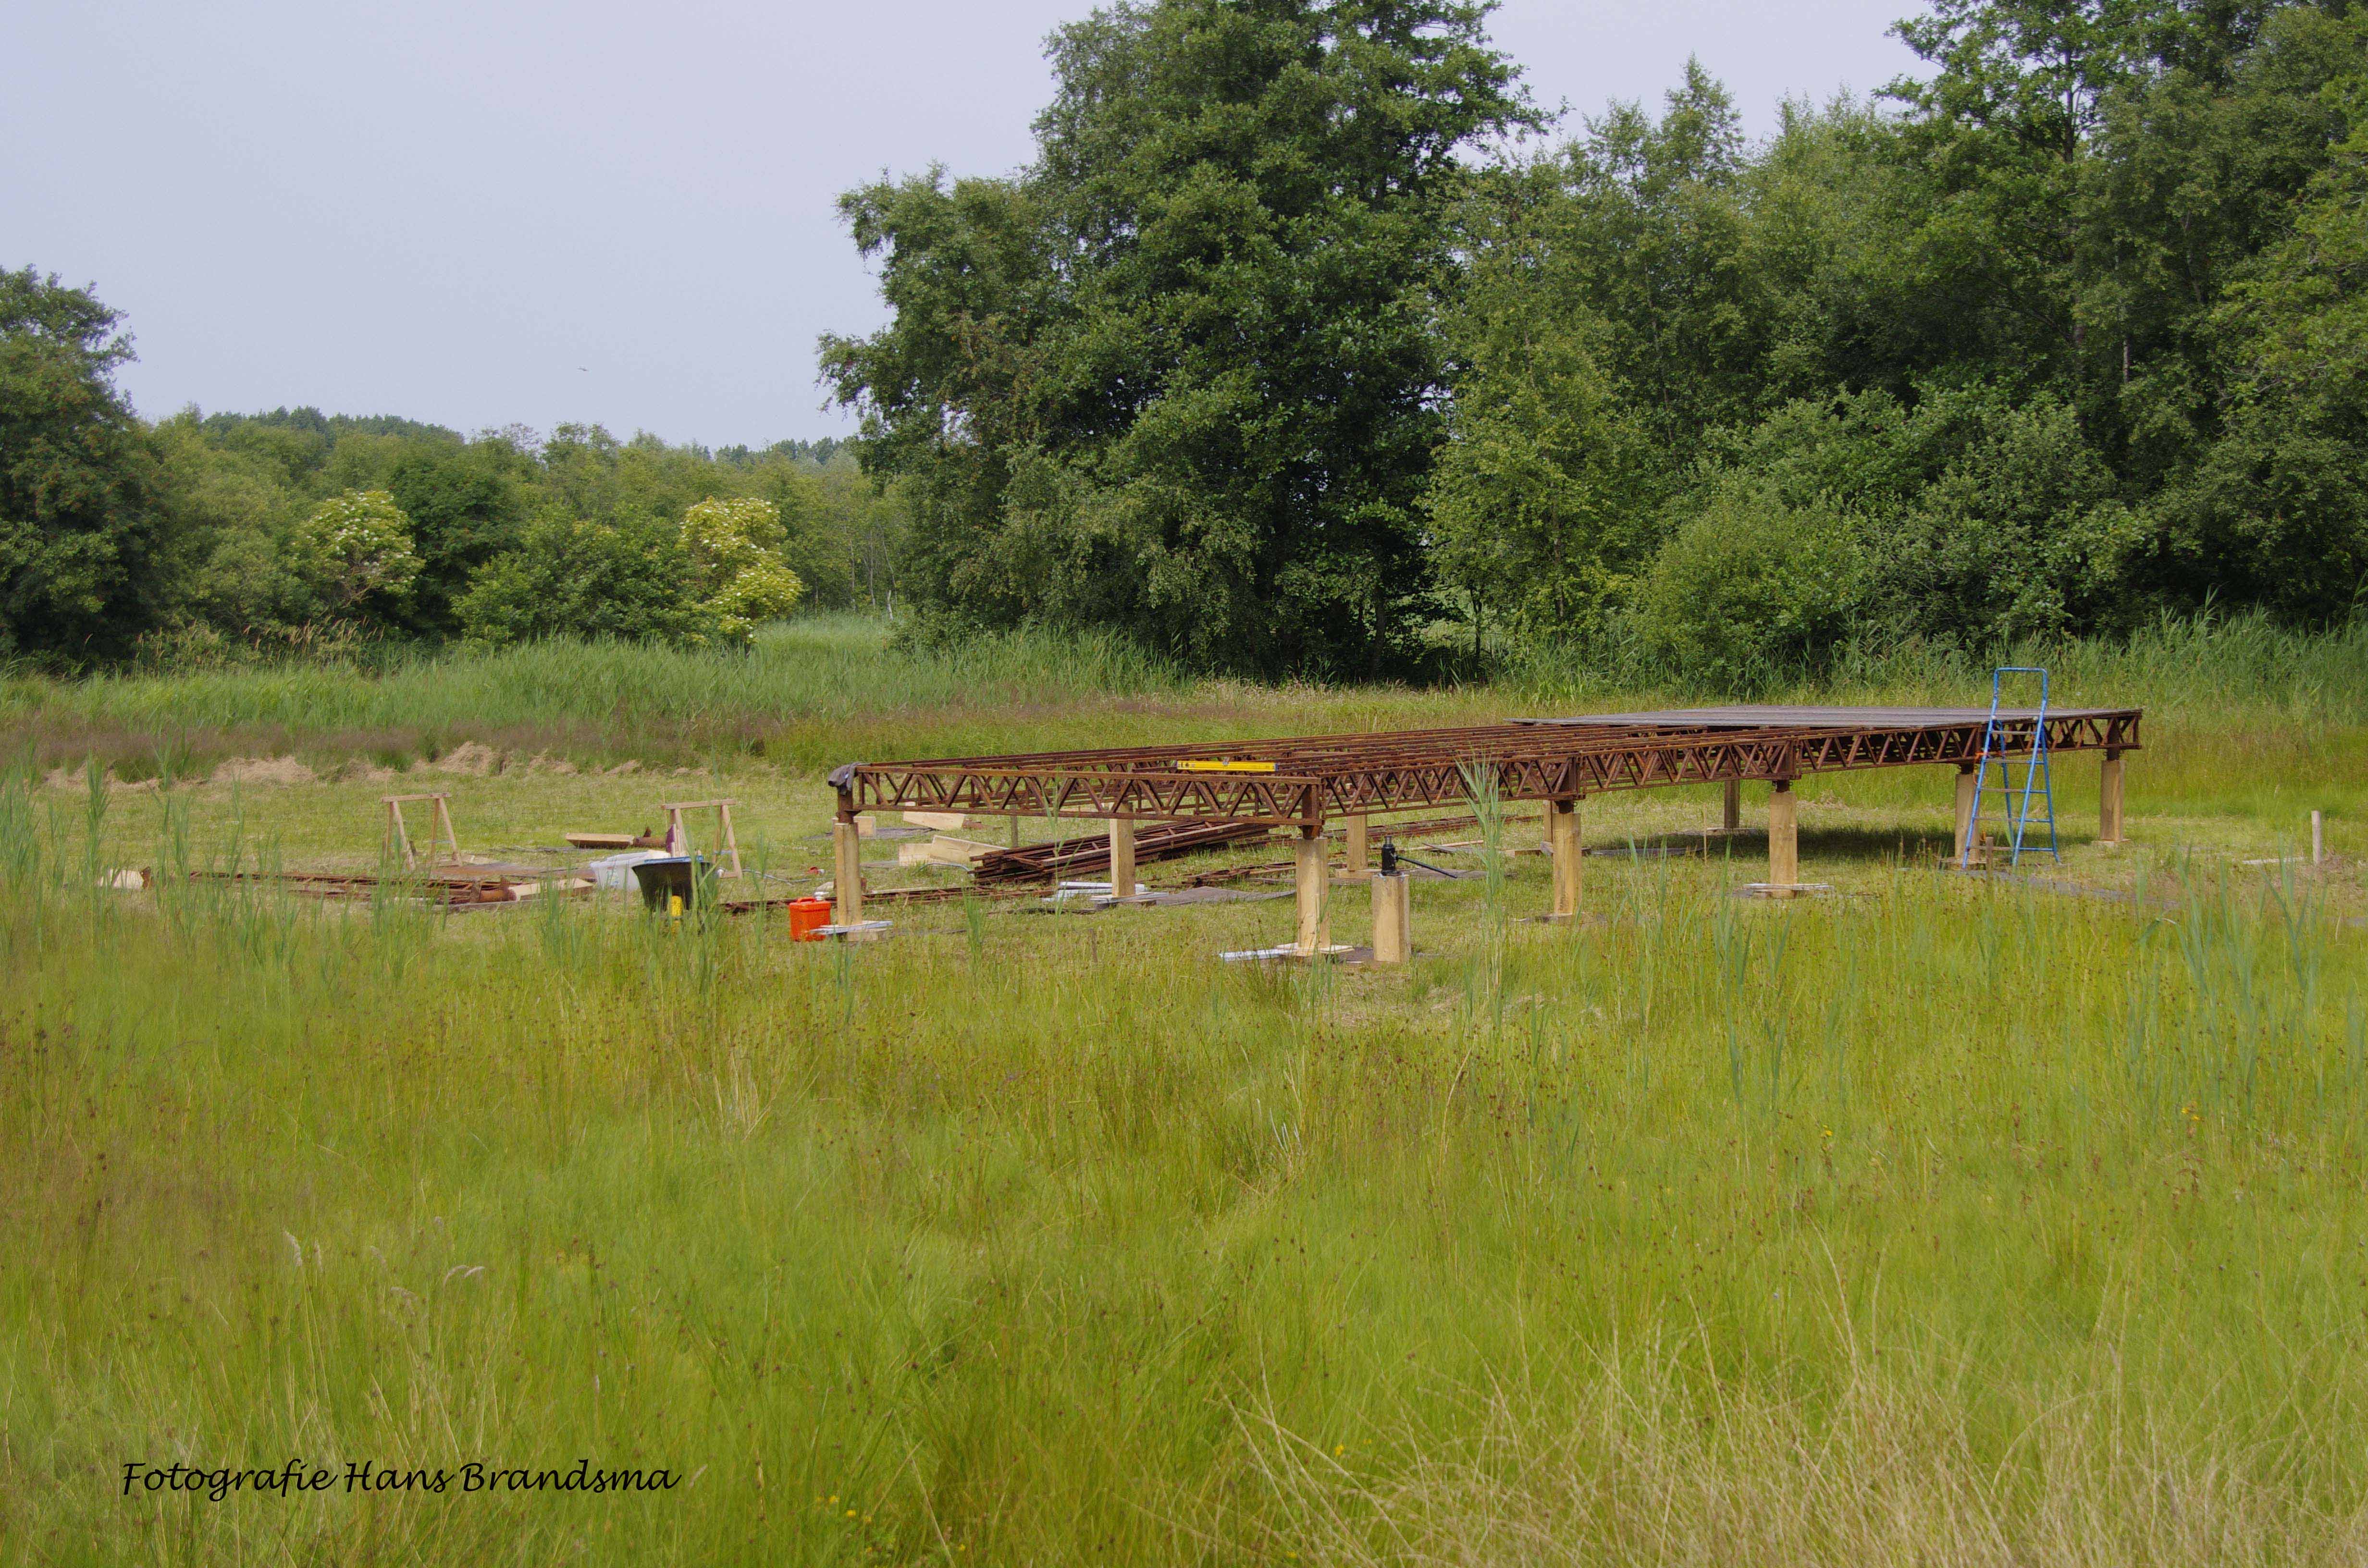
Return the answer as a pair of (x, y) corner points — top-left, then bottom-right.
(788, 895), (833, 942)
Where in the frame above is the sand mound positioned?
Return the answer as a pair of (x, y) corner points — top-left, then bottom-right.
(210, 757), (317, 787)
(427, 742), (502, 776)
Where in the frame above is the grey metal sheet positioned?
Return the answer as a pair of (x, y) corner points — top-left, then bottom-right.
(1522, 705), (2132, 729)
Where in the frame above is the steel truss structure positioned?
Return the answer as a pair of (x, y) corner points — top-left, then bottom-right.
(830, 707), (2143, 828)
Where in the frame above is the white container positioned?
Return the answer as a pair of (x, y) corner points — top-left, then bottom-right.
(587, 849), (670, 891)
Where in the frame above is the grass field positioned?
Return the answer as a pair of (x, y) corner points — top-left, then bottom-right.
(5, 617), (2368, 1565)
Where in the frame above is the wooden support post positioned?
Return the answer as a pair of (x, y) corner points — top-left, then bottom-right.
(1294, 830), (1329, 955)
(385, 797), (411, 870)
(1370, 871), (1410, 964)
(661, 800), (743, 876)
(1954, 764), (1978, 863)
(1723, 779), (1741, 835)
(1108, 817), (1136, 899)
(1768, 781), (1799, 896)
(1009, 814), (1022, 848)
(383, 793), (458, 870)
(2099, 750), (2124, 847)
(832, 818), (864, 927)
(2312, 809), (2324, 866)
(1345, 814), (1369, 875)
(1549, 798), (1582, 920)
(715, 801), (743, 878)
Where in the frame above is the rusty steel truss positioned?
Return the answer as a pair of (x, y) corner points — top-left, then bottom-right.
(829, 708), (2142, 828)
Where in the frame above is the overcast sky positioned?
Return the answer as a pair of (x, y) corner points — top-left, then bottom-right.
(3, 0), (1927, 448)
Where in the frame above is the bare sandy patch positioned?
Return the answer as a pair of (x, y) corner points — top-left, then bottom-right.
(427, 741), (502, 777)
(210, 756), (318, 787)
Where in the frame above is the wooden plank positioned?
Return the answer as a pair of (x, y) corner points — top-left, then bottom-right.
(897, 834), (1001, 867)
(2099, 750), (2125, 846)
(1370, 871), (1410, 964)
(1548, 800), (1582, 919)
(1108, 818), (1136, 899)
(832, 821), (864, 926)
(1768, 782), (1799, 896)
(1954, 765), (1978, 860)
(1294, 834), (1329, 955)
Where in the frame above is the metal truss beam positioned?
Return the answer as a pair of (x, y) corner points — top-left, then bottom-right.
(830, 710), (2142, 826)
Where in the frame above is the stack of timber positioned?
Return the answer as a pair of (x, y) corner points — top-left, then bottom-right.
(971, 819), (1276, 885)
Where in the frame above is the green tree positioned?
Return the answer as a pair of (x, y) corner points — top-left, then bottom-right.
(147, 410), (310, 637)
(0, 269), (175, 661)
(824, 0), (1535, 676)
(1553, 62), (1770, 443)
(1425, 162), (1660, 647)
(384, 443), (526, 635)
(2158, 8), (2368, 621)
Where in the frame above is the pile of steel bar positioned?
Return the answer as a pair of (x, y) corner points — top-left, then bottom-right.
(1338, 809), (1542, 842)
(829, 706), (2143, 826)
(185, 868), (570, 906)
(972, 818), (1277, 884)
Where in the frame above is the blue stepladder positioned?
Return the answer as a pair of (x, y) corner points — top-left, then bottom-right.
(1961, 666), (2060, 869)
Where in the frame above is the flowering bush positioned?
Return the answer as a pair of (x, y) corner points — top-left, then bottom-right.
(680, 497), (804, 643)
(295, 490), (421, 611)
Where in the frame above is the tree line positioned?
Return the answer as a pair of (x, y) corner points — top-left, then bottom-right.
(6, 0), (2361, 681)
(0, 279), (905, 666)
(826, 0), (2368, 684)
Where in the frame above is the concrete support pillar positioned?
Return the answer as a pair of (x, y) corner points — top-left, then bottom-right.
(1345, 814), (1369, 875)
(1108, 817), (1136, 899)
(1548, 798), (1582, 919)
(1294, 830), (1330, 955)
(1768, 782), (1799, 896)
(2099, 750), (2124, 847)
(1954, 764), (1978, 863)
(832, 819), (865, 926)
(1370, 871), (1410, 964)
(1723, 779), (1741, 835)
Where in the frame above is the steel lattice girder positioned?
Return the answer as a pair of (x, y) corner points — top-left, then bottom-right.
(829, 709), (2141, 826)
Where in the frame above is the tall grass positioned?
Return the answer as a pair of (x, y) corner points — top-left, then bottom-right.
(8, 611), (2366, 785)
(0, 615), (1187, 774)
(1504, 609), (2368, 723)
(5, 749), (2368, 1563)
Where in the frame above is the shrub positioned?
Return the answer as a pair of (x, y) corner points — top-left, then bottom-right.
(457, 514), (716, 649)
(1633, 486), (1865, 690)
